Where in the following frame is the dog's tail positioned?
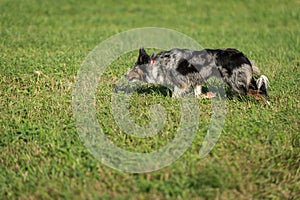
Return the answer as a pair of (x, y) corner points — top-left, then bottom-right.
(256, 75), (269, 96)
(250, 60), (270, 97)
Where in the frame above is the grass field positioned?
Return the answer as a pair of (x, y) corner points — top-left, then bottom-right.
(1, 0), (299, 199)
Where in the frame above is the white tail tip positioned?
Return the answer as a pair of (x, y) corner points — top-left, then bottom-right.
(256, 75), (269, 90)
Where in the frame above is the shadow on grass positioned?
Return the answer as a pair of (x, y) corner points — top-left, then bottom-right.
(115, 82), (269, 105)
(135, 85), (172, 97)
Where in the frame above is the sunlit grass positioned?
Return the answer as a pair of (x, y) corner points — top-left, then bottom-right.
(0, 0), (299, 199)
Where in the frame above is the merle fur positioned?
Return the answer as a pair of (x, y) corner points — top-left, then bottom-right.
(126, 48), (269, 98)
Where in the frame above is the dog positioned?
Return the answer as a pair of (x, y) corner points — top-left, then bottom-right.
(125, 48), (269, 99)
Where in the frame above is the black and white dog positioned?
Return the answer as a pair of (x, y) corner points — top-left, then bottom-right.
(125, 48), (269, 99)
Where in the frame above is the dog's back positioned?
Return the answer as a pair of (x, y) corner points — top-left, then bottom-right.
(172, 48), (268, 97)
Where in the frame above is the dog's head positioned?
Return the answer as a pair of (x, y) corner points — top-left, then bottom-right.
(125, 48), (153, 82)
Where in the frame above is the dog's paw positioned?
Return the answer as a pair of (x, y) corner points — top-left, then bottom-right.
(197, 92), (216, 99)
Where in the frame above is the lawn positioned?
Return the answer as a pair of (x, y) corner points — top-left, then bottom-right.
(0, 0), (299, 199)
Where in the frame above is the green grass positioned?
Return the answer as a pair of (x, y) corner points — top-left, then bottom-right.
(1, 0), (299, 199)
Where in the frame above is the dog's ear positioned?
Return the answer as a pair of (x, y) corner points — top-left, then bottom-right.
(137, 48), (150, 64)
(150, 53), (156, 59)
(139, 48), (147, 55)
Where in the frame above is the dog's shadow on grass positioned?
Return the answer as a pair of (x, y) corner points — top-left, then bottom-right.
(114, 83), (267, 104)
(114, 83), (172, 97)
(136, 85), (233, 99)
(135, 85), (172, 97)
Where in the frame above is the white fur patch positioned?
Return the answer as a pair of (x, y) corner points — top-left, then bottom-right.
(194, 85), (202, 96)
(256, 75), (269, 89)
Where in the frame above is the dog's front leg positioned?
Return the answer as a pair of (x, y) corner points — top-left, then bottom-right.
(194, 84), (216, 98)
(172, 86), (188, 98)
(194, 85), (202, 96)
